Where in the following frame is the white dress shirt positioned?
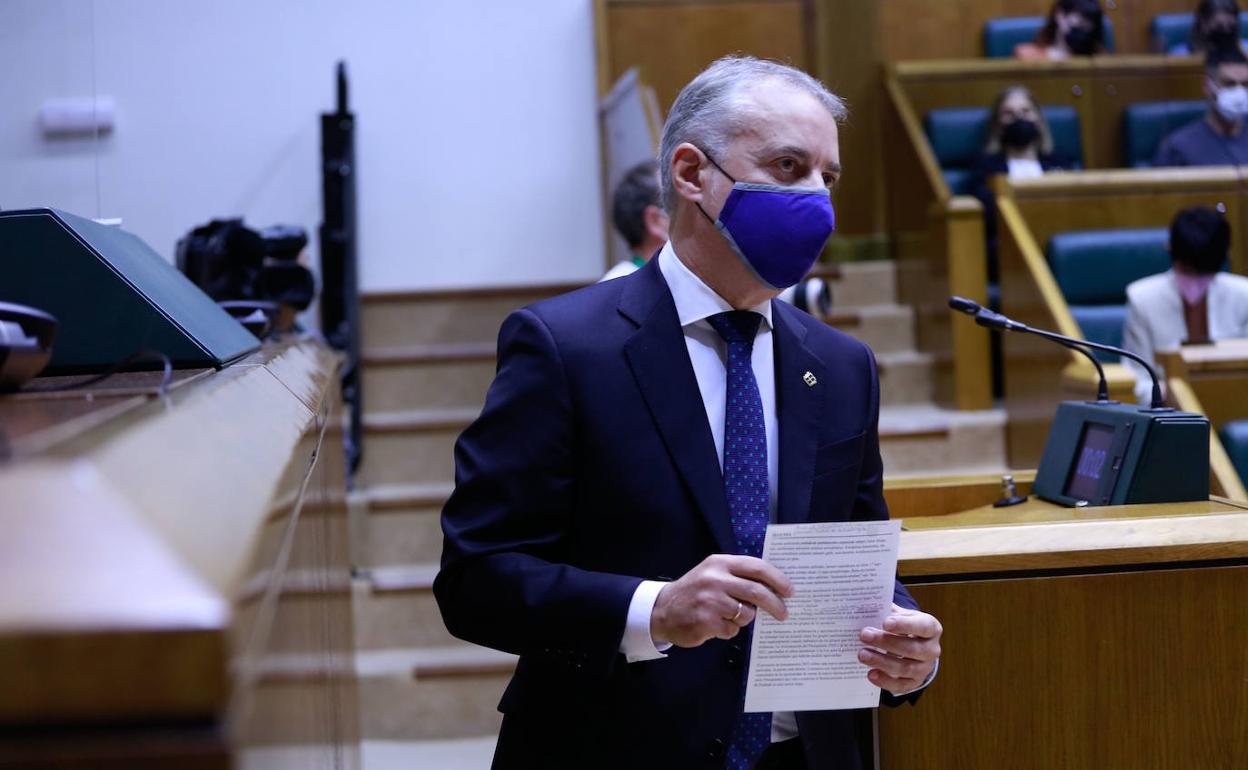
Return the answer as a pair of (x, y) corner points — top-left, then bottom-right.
(617, 241), (931, 743)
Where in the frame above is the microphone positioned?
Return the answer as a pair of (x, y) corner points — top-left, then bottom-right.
(948, 296), (1164, 410)
(951, 297), (1109, 402)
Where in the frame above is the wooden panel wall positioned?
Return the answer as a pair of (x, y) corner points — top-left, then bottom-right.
(604, 0), (810, 113)
(879, 564), (1248, 769)
(880, 0), (1052, 60)
(815, 0), (882, 238)
(602, 0), (898, 232)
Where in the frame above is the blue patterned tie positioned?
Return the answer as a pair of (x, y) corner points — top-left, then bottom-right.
(707, 310), (771, 770)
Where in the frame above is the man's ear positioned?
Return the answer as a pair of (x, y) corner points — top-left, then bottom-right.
(671, 143), (708, 206)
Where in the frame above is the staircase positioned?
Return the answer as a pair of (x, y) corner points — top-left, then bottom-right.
(350, 263), (1005, 768)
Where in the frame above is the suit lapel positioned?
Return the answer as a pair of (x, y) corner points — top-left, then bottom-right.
(621, 262), (736, 553)
(773, 302), (826, 525)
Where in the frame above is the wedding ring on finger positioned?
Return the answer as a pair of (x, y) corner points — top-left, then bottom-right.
(729, 601), (744, 623)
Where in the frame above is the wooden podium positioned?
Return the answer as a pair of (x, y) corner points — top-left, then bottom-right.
(0, 340), (359, 768)
(877, 476), (1248, 770)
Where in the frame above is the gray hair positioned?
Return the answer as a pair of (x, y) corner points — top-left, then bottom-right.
(658, 56), (847, 212)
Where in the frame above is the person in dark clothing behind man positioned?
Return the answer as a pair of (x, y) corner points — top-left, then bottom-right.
(1155, 48), (1248, 166)
(602, 159), (670, 282)
(968, 85), (1074, 284)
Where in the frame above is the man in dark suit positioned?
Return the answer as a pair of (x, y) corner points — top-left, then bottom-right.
(435, 55), (943, 770)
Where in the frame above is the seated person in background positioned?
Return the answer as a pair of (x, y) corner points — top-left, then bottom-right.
(1170, 0), (1246, 57)
(1015, 0), (1106, 60)
(601, 159), (669, 282)
(969, 85), (1074, 282)
(1123, 206), (1248, 403)
(1156, 48), (1248, 166)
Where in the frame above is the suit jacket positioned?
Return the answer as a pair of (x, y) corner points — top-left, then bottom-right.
(1123, 270), (1248, 403)
(434, 257), (921, 770)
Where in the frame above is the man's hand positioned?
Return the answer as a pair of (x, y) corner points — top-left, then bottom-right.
(858, 603), (943, 695)
(651, 554), (793, 648)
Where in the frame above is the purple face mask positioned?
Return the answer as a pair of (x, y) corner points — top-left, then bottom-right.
(696, 151), (836, 290)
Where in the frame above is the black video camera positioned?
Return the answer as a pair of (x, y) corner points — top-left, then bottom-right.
(177, 219), (316, 336)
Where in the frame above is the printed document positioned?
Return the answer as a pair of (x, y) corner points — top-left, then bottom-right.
(743, 520), (900, 712)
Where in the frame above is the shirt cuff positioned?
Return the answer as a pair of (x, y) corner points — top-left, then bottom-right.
(893, 657), (939, 696)
(620, 580), (672, 662)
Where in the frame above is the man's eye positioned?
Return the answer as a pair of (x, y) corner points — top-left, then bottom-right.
(822, 173), (835, 187)
(778, 159), (796, 173)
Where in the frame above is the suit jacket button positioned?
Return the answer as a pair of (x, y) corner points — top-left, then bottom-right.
(725, 644), (743, 669)
(706, 738), (726, 760)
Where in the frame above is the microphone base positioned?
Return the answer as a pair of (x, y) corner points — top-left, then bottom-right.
(992, 494), (1028, 508)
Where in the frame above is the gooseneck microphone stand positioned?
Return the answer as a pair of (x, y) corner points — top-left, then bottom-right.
(948, 296), (1168, 410)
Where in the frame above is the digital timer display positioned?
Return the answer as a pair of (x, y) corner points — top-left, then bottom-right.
(1063, 422), (1115, 502)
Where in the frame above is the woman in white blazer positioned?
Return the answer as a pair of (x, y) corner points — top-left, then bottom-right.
(1122, 207), (1248, 404)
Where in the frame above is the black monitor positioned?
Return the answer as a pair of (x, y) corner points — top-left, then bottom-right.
(0, 208), (258, 373)
(1034, 401), (1209, 507)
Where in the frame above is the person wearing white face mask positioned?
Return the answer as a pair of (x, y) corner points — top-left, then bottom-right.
(1155, 48), (1248, 166)
(1122, 207), (1248, 404)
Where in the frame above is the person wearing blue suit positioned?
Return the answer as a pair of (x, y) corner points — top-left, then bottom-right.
(435, 56), (944, 770)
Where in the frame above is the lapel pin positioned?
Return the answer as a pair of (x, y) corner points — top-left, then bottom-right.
(803, 371), (817, 387)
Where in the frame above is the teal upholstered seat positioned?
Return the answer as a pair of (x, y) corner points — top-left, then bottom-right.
(1122, 100), (1207, 167)
(1150, 11), (1248, 53)
(1152, 13), (1195, 52)
(983, 15), (1114, 58)
(1219, 420), (1248, 486)
(1046, 228), (1171, 362)
(924, 106), (1082, 194)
